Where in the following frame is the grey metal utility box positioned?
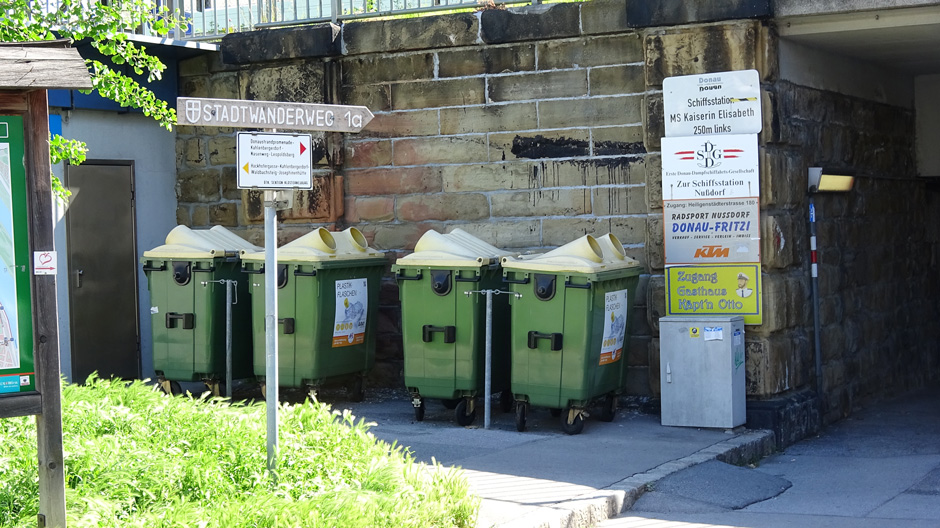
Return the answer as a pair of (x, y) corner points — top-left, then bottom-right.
(659, 316), (746, 428)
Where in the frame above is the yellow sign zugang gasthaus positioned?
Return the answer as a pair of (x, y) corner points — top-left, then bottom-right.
(665, 264), (761, 325)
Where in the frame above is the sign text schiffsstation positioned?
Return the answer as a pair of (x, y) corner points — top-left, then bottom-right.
(663, 69), (761, 137)
(178, 97), (374, 133)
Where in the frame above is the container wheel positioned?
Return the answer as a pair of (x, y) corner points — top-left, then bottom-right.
(442, 398), (460, 410)
(455, 398), (476, 426)
(600, 394), (617, 422)
(259, 383), (266, 399)
(349, 376), (365, 403)
(204, 380), (224, 398)
(500, 390), (514, 413)
(414, 398), (426, 422)
(549, 408), (562, 418)
(169, 381), (183, 397)
(515, 402), (527, 432)
(561, 408), (585, 435)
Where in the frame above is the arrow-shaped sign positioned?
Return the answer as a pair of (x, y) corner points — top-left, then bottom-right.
(300, 142), (306, 156)
(243, 162), (250, 173)
(178, 97), (374, 133)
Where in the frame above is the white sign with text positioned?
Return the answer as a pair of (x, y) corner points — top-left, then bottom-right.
(236, 132), (312, 190)
(663, 70), (761, 137)
(661, 134), (759, 200)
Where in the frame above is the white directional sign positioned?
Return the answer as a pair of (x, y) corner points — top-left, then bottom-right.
(663, 69), (761, 137)
(178, 97), (374, 133)
(661, 134), (759, 200)
(237, 132), (312, 190)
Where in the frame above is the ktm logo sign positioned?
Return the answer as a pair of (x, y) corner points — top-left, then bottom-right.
(694, 245), (729, 258)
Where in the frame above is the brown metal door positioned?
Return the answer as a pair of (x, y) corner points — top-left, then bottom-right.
(65, 161), (140, 381)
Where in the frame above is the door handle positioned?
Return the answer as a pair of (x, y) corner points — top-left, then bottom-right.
(75, 268), (84, 288)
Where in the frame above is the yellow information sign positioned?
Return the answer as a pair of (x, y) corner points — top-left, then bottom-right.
(665, 264), (761, 325)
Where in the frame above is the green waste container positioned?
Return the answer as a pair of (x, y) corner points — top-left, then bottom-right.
(502, 233), (642, 435)
(392, 229), (513, 426)
(241, 227), (386, 401)
(141, 225), (260, 395)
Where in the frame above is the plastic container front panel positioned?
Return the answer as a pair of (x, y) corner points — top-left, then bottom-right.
(396, 264), (511, 400)
(505, 267), (641, 409)
(143, 257), (253, 381)
(245, 259), (384, 388)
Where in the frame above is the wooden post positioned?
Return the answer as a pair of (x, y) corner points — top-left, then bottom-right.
(26, 89), (67, 528)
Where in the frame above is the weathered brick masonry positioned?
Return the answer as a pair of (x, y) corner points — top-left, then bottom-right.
(176, 0), (939, 445)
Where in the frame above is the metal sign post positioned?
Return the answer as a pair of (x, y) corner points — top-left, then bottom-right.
(201, 279), (237, 398)
(464, 289), (521, 429)
(264, 190), (280, 480)
(179, 97), (373, 481)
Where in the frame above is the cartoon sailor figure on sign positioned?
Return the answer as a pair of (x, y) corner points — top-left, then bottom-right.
(736, 272), (754, 298)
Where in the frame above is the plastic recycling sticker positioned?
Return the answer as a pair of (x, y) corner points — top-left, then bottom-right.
(600, 288), (629, 365)
(332, 278), (368, 348)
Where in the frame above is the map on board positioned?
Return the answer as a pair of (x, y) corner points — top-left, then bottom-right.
(0, 143), (19, 370)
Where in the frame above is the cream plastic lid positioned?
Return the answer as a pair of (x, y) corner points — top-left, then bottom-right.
(142, 225), (261, 259)
(501, 233), (639, 274)
(241, 227), (383, 262)
(395, 228), (510, 268)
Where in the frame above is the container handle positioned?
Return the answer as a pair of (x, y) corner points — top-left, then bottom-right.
(395, 269), (423, 281)
(294, 269), (317, 277)
(564, 278), (592, 289)
(454, 273), (481, 283)
(502, 274), (530, 285)
(423, 325), (456, 344)
(279, 318), (295, 335)
(166, 312), (195, 330)
(142, 264), (166, 272)
(242, 265), (264, 275)
(528, 331), (563, 351)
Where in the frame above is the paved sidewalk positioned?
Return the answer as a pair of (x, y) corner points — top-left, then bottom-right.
(598, 385), (940, 528)
(337, 393), (775, 528)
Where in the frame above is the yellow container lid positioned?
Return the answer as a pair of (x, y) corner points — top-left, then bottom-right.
(395, 228), (510, 268)
(241, 227), (384, 262)
(501, 233), (639, 274)
(142, 225), (261, 259)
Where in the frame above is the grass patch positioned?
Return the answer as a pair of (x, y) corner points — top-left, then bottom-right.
(0, 377), (478, 527)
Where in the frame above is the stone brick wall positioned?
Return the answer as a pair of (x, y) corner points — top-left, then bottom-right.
(768, 82), (940, 423)
(174, 0), (938, 433)
(338, 5), (659, 391)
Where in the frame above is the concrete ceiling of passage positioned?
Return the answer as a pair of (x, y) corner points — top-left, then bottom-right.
(776, 3), (940, 76)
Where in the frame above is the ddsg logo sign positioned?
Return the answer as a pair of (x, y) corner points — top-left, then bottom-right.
(675, 141), (745, 169)
(696, 141), (745, 168)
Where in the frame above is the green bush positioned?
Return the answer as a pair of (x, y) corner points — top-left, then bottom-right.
(0, 377), (478, 527)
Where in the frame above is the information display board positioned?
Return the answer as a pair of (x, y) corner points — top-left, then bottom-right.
(0, 116), (35, 395)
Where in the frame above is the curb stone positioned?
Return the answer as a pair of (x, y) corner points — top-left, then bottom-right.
(489, 429), (775, 528)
